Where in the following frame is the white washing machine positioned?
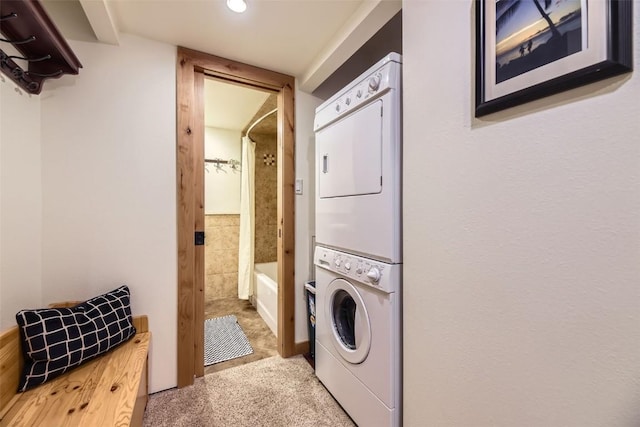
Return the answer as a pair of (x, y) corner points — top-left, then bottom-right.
(314, 246), (401, 427)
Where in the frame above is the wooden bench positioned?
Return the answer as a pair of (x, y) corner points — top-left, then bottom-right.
(0, 304), (150, 427)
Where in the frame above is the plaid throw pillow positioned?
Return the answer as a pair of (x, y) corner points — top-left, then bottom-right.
(15, 285), (137, 392)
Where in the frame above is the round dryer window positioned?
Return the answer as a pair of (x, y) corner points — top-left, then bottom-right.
(326, 278), (371, 364)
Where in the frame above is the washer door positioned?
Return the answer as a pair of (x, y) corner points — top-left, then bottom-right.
(325, 278), (371, 364)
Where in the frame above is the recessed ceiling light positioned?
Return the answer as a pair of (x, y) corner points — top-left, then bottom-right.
(227, 0), (247, 13)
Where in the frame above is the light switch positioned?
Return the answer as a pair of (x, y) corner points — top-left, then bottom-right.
(295, 179), (303, 195)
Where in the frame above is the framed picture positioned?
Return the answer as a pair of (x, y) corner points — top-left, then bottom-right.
(475, 0), (633, 117)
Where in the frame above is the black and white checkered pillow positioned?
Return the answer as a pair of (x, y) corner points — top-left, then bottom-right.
(15, 285), (137, 392)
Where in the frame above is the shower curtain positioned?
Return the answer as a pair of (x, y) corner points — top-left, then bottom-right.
(237, 136), (256, 300)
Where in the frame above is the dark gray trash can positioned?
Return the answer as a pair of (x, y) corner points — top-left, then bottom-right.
(304, 281), (316, 359)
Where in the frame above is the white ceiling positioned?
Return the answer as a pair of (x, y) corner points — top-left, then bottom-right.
(109, 0), (363, 79)
(204, 78), (270, 130)
(43, 0), (401, 92)
(41, 0), (401, 131)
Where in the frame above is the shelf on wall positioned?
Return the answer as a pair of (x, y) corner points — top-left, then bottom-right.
(0, 0), (82, 94)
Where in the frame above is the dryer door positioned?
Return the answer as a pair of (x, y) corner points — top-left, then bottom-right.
(316, 99), (383, 199)
(325, 278), (371, 364)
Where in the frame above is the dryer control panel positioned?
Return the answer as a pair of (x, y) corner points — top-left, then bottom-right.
(314, 246), (401, 294)
(314, 52), (401, 132)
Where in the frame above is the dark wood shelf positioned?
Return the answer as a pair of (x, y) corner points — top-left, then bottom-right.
(0, 0), (82, 94)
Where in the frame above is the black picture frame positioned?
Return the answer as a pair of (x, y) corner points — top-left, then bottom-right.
(475, 0), (633, 117)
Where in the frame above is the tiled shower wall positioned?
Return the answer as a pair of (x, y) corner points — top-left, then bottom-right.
(205, 214), (240, 299)
(253, 132), (277, 264)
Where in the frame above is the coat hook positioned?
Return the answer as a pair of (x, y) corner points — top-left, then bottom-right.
(5, 54), (51, 62)
(0, 13), (18, 21)
(27, 69), (63, 78)
(0, 35), (36, 45)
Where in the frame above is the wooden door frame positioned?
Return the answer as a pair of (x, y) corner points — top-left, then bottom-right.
(176, 46), (297, 388)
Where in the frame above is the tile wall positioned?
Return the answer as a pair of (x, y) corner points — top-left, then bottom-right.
(205, 214), (240, 300)
(253, 132), (278, 264)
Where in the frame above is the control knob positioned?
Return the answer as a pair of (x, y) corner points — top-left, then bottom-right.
(345, 262), (351, 271)
(366, 267), (381, 283)
(335, 259), (341, 268)
(368, 74), (381, 92)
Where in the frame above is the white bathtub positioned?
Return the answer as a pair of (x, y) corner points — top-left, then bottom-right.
(254, 262), (277, 336)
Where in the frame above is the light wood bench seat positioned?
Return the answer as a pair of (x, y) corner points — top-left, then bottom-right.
(0, 310), (150, 427)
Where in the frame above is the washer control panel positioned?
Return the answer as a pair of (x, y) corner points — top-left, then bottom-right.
(314, 246), (400, 294)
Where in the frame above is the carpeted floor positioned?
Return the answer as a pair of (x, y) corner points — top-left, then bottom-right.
(143, 355), (355, 427)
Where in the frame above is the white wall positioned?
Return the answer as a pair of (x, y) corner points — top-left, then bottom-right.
(0, 29), (339, 393)
(40, 34), (177, 393)
(204, 127), (242, 214)
(294, 87), (322, 344)
(0, 77), (42, 329)
(403, 2), (640, 426)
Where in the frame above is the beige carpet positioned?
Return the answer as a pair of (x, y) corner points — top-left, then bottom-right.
(143, 355), (355, 427)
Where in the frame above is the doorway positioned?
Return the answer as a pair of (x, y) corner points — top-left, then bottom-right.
(202, 77), (278, 373)
(176, 47), (297, 388)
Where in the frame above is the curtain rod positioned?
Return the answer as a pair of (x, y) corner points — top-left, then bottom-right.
(246, 108), (277, 140)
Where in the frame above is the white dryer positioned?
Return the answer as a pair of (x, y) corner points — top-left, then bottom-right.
(314, 53), (402, 264)
(314, 246), (401, 427)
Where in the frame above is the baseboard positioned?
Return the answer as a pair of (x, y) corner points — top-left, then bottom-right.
(294, 341), (309, 355)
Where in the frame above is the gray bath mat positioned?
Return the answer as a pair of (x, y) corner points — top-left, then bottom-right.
(204, 315), (254, 366)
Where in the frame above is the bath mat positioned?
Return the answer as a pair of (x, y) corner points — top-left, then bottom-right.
(204, 315), (254, 366)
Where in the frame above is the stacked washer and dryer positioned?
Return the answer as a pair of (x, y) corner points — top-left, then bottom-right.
(313, 53), (402, 427)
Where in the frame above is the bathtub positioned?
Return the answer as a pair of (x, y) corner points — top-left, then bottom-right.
(254, 262), (278, 336)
